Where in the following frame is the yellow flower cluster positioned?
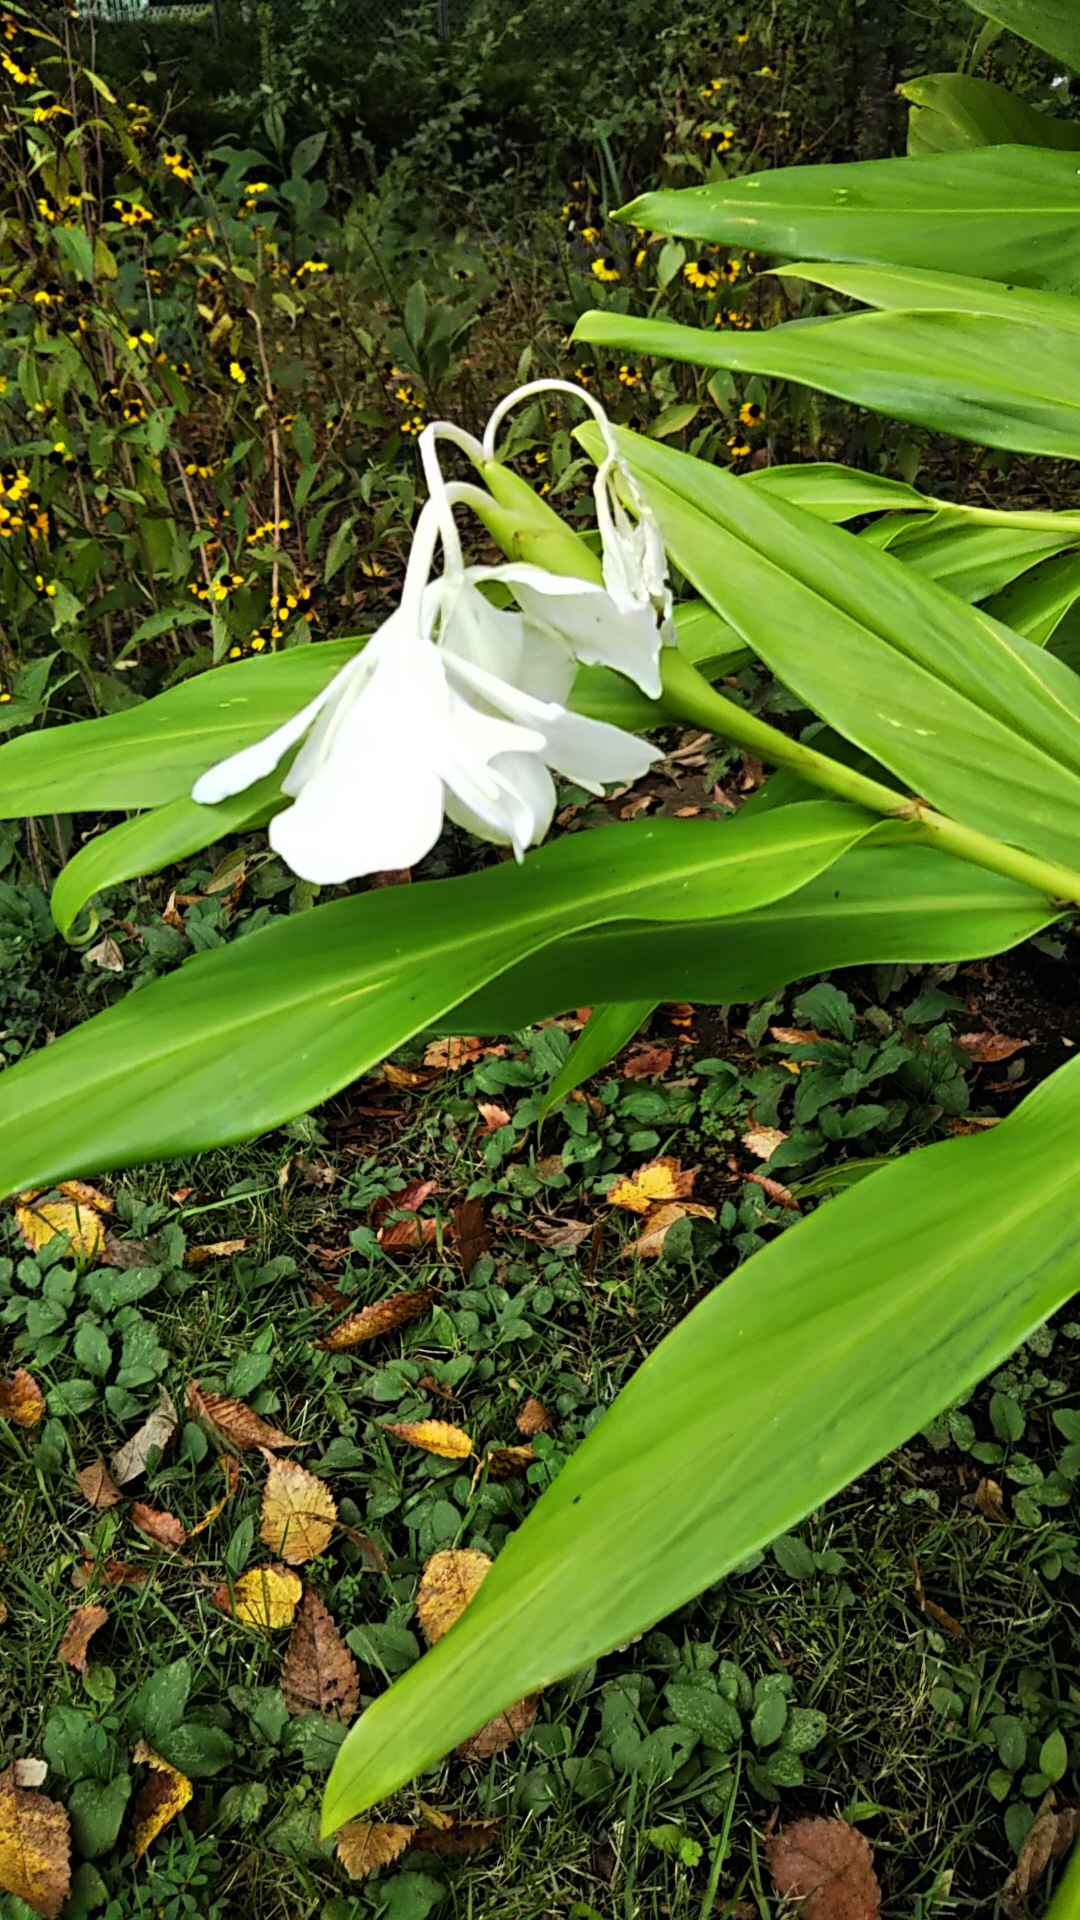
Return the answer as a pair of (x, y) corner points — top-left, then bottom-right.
(591, 255), (621, 284)
(246, 518), (291, 544)
(702, 125), (736, 153)
(684, 259), (719, 291)
(185, 461), (216, 479)
(33, 103), (71, 123)
(189, 570), (247, 604)
(617, 364), (642, 387)
(1, 47), (36, 84)
(163, 149), (195, 184)
(739, 400), (765, 428)
(114, 199), (153, 228)
(34, 574), (57, 598)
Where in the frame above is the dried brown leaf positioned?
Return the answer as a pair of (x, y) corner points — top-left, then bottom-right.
(316, 1286), (438, 1352)
(516, 1397), (551, 1437)
(384, 1419), (474, 1460)
(608, 1156), (697, 1213)
(767, 1816), (881, 1920)
(110, 1390), (177, 1486)
(57, 1606), (108, 1675)
(623, 1200), (715, 1259)
(131, 1744), (192, 1862)
(382, 1061), (437, 1088)
(260, 1452), (337, 1564)
(622, 1044), (673, 1080)
(86, 934), (123, 972)
(769, 1025), (825, 1049)
(975, 1477), (1007, 1523)
(741, 1126), (788, 1162)
(417, 1549), (492, 1645)
(130, 1503), (187, 1551)
(1001, 1792), (1079, 1917)
(184, 1237), (248, 1266)
(336, 1821), (415, 1879)
(451, 1196), (490, 1272)
(280, 1588), (359, 1722)
(422, 1036), (507, 1071)
(71, 1557), (149, 1592)
(956, 1030), (1028, 1064)
(477, 1101), (511, 1134)
(0, 1764), (71, 1919)
(211, 1563), (302, 1628)
(186, 1380), (299, 1452)
(457, 1696), (539, 1762)
(75, 1459), (123, 1510)
(411, 1819), (501, 1859)
(0, 1371), (45, 1429)
(519, 1218), (592, 1251)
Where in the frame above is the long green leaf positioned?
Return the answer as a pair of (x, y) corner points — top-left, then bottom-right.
(901, 73), (1080, 154)
(744, 462), (931, 522)
(447, 842), (1058, 1032)
(870, 513), (1077, 603)
(575, 306), (1080, 461)
(539, 999), (657, 1121)
(985, 550), (1080, 646)
(960, 0), (1080, 67)
(617, 147), (1080, 294)
(773, 260), (1080, 332)
(322, 1053), (1080, 1827)
(575, 423), (1080, 870)
(0, 604), (744, 821)
(0, 804), (875, 1196)
(50, 778), (283, 940)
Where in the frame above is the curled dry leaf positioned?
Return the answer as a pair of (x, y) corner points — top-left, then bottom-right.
(57, 1606), (108, 1675)
(86, 934), (123, 972)
(483, 1444), (535, 1479)
(0, 1370), (45, 1429)
(131, 1743), (192, 1863)
(373, 1178), (437, 1223)
(608, 1156), (697, 1214)
(975, 1477), (1007, 1523)
(623, 1200), (715, 1260)
(316, 1285), (438, 1352)
(422, 1035), (507, 1071)
(14, 1196), (105, 1261)
(211, 1563), (302, 1629)
(374, 1179), (439, 1252)
(382, 1061), (437, 1089)
(519, 1218), (592, 1251)
(477, 1101), (511, 1134)
(280, 1587), (359, 1722)
(742, 1126), (788, 1162)
(184, 1237), (248, 1267)
(417, 1549), (492, 1646)
(0, 1764), (71, 1919)
(188, 1455), (240, 1537)
(457, 1696), (539, 1763)
(383, 1419), (474, 1460)
(0, 1597), (7, 1626)
(767, 1817), (881, 1920)
(1001, 1791), (1079, 1918)
(516, 1396), (551, 1437)
(259, 1452), (337, 1564)
(336, 1821), (415, 1880)
(75, 1458), (123, 1510)
(411, 1818), (501, 1859)
(72, 1557), (149, 1591)
(110, 1390), (178, 1486)
(130, 1503), (187, 1551)
(622, 1044), (673, 1080)
(957, 1030), (1028, 1064)
(186, 1380), (299, 1453)
(770, 1025), (825, 1049)
(745, 1171), (800, 1211)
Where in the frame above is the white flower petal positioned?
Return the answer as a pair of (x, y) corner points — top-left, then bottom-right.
(191, 653), (363, 805)
(444, 652), (661, 793)
(492, 574), (664, 700)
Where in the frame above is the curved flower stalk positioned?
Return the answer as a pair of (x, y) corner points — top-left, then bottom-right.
(192, 403), (665, 883)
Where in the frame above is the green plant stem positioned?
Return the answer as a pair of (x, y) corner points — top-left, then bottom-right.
(1044, 1843), (1080, 1920)
(660, 650), (1080, 905)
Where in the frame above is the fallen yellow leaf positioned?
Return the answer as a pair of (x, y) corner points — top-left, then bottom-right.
(259, 1453), (337, 1564)
(0, 1764), (70, 1919)
(623, 1199), (715, 1259)
(608, 1156), (697, 1214)
(417, 1548), (492, 1645)
(741, 1126), (787, 1162)
(131, 1743), (192, 1862)
(336, 1820), (415, 1879)
(316, 1286), (438, 1352)
(0, 1371), (45, 1429)
(14, 1197), (104, 1260)
(211, 1563), (302, 1628)
(184, 1237), (248, 1267)
(383, 1419), (474, 1460)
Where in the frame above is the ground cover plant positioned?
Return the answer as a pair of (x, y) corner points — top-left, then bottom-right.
(1, 1), (1080, 1916)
